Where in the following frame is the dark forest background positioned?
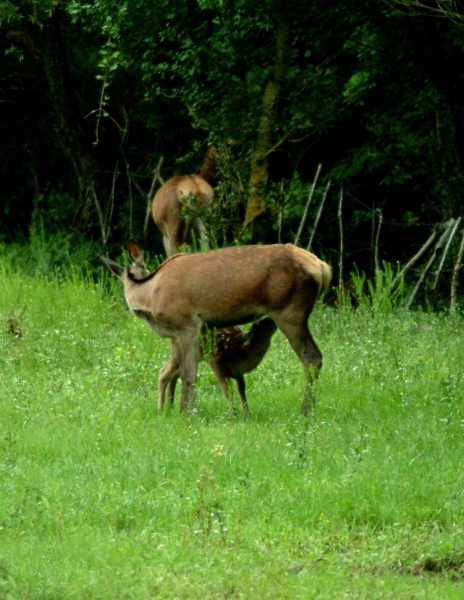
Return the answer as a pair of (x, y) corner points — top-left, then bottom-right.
(2, 0), (464, 303)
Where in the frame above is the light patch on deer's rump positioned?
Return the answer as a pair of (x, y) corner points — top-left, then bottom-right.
(176, 177), (214, 205)
(286, 244), (332, 291)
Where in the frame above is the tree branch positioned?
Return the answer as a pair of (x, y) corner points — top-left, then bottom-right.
(386, 0), (464, 24)
(294, 164), (322, 247)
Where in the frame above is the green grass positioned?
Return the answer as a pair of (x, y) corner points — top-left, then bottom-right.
(1, 246), (464, 598)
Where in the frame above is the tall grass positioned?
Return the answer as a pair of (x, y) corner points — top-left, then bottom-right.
(1, 243), (464, 598)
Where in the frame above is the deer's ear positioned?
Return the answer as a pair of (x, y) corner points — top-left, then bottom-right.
(128, 239), (144, 267)
(101, 256), (125, 278)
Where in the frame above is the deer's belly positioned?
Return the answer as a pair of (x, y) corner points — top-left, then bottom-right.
(132, 309), (176, 337)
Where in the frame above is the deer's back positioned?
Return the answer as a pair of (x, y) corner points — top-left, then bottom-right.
(132, 244), (327, 328)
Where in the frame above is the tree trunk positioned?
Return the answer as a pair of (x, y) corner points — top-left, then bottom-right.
(8, 9), (107, 242)
(244, 4), (291, 239)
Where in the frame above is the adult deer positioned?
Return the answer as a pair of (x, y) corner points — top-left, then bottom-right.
(102, 240), (331, 414)
(152, 147), (216, 255)
(159, 318), (278, 413)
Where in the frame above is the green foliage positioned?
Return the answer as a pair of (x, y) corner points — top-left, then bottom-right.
(0, 1), (22, 25)
(2, 223), (100, 279)
(328, 11), (464, 220)
(2, 0), (464, 283)
(348, 263), (406, 314)
(279, 172), (308, 223)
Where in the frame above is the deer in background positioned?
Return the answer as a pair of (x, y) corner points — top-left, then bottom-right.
(152, 146), (217, 255)
(102, 240), (331, 414)
(159, 318), (278, 413)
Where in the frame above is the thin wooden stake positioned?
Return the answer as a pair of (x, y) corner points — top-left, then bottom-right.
(433, 217), (461, 290)
(294, 163), (321, 247)
(406, 219), (455, 310)
(370, 202), (376, 276)
(392, 225), (440, 288)
(119, 108), (134, 237)
(277, 180), (284, 244)
(374, 208), (383, 272)
(307, 179), (331, 252)
(338, 184), (344, 287)
(126, 162), (134, 238)
(451, 224), (464, 309)
(103, 161), (119, 244)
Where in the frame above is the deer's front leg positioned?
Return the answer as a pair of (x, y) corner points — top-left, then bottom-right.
(158, 338), (181, 410)
(178, 327), (201, 413)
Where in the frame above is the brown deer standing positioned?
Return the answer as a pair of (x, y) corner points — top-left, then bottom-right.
(103, 240), (331, 414)
(152, 147), (216, 255)
(159, 318), (278, 413)
(124, 254), (277, 411)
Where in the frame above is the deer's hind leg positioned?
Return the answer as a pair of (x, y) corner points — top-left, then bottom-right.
(165, 233), (181, 256)
(273, 313), (322, 413)
(183, 216), (210, 253)
(196, 217), (210, 252)
(164, 215), (184, 256)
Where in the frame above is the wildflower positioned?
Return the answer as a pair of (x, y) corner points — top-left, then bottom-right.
(212, 444), (226, 457)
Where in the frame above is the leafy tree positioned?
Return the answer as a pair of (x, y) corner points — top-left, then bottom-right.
(2, 0), (464, 278)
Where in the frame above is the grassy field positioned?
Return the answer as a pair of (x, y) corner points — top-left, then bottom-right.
(1, 245), (464, 599)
